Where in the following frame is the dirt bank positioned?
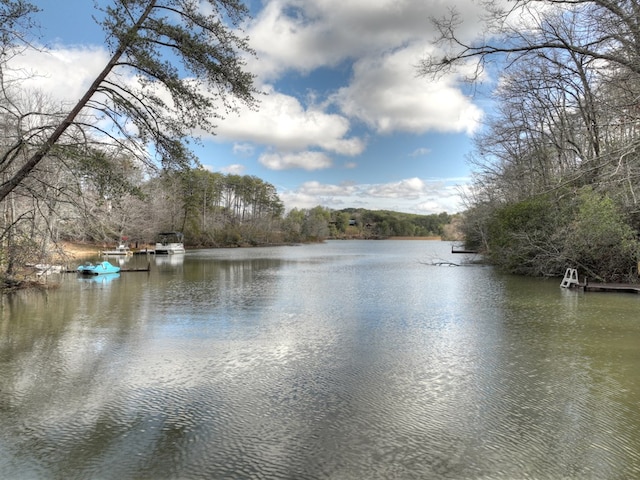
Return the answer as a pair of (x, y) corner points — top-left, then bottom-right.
(56, 242), (102, 260)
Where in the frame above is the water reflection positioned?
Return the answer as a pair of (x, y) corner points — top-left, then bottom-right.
(1, 241), (640, 479)
(77, 272), (121, 285)
(154, 253), (184, 267)
(104, 255), (132, 267)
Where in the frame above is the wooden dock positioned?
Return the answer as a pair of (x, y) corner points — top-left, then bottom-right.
(561, 268), (640, 293)
(64, 264), (150, 273)
(581, 282), (640, 294)
(451, 247), (479, 254)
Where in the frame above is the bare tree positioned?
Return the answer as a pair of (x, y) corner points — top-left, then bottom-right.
(0, 0), (37, 54)
(0, 0), (258, 203)
(429, 1), (640, 278)
(419, 1), (640, 81)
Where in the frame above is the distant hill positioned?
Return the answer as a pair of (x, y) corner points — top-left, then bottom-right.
(330, 208), (461, 240)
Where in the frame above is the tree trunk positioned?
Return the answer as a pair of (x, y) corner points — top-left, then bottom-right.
(0, 0), (157, 203)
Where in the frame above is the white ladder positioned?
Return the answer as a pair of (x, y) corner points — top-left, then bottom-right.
(560, 268), (579, 288)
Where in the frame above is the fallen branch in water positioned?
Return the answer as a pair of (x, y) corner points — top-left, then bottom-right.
(419, 260), (460, 267)
(435, 261), (460, 266)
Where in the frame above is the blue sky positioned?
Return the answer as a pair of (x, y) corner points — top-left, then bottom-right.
(16, 0), (495, 214)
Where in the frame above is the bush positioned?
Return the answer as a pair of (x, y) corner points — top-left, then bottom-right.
(486, 195), (561, 275)
(481, 189), (640, 281)
(563, 189), (640, 282)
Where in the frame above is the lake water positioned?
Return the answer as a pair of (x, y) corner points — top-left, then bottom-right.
(1, 240), (639, 479)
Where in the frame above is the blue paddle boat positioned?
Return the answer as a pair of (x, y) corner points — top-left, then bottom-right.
(77, 261), (121, 275)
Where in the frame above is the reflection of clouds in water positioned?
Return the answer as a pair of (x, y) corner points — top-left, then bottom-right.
(2, 242), (640, 478)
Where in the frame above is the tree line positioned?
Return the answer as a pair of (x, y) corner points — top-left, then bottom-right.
(61, 166), (456, 248)
(419, 0), (640, 282)
(0, 151), (456, 270)
(283, 207), (455, 242)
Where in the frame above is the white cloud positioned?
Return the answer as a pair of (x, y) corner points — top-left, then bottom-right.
(279, 177), (469, 214)
(244, 1), (334, 79)
(244, 1), (485, 139)
(213, 86), (366, 155)
(410, 147), (431, 157)
(366, 177), (429, 199)
(245, 0), (488, 80)
(201, 162), (246, 174)
(232, 143), (255, 157)
(6, 45), (110, 104)
(297, 180), (357, 196)
(8, 44), (366, 162)
(259, 151), (333, 170)
(10, 1), (485, 162)
(333, 45), (483, 135)
(219, 164), (246, 175)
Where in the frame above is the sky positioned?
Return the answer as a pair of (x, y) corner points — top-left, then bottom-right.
(11, 0), (497, 214)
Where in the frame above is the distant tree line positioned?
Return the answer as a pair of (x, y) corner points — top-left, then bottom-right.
(282, 206), (456, 242)
(0, 141), (458, 278)
(62, 174), (457, 247)
(420, 0), (640, 282)
(60, 167), (285, 248)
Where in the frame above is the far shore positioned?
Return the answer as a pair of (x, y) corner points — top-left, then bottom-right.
(57, 236), (446, 259)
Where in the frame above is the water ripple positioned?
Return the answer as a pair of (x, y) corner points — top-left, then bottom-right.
(3, 242), (640, 479)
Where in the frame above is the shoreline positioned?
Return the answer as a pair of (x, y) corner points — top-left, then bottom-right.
(59, 236), (446, 257)
(387, 236), (442, 240)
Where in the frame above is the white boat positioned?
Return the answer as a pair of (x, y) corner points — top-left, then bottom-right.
(102, 244), (132, 256)
(154, 232), (185, 255)
(33, 264), (63, 276)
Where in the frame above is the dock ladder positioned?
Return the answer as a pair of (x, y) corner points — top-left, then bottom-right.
(560, 268), (579, 288)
